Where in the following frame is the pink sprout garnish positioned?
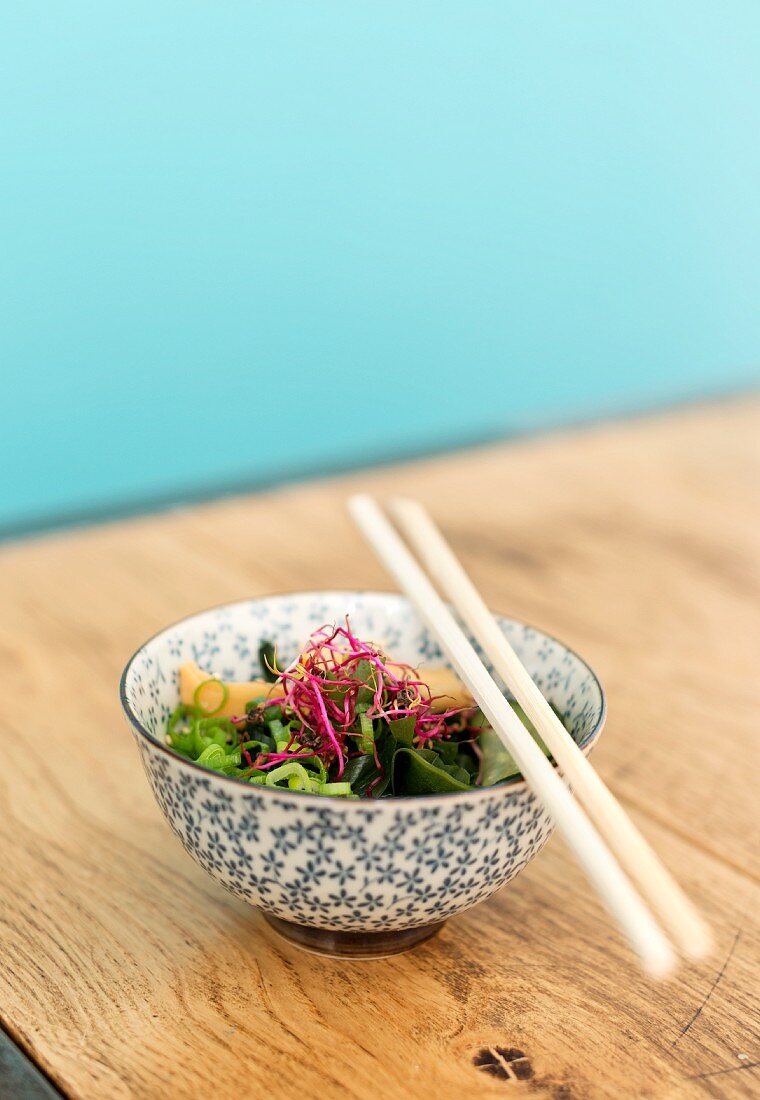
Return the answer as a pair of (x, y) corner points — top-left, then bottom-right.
(270, 619), (467, 779)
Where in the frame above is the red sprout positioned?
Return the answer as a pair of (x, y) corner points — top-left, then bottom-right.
(256, 618), (470, 787)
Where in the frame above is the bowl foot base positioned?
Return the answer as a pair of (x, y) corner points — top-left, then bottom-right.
(262, 914), (446, 959)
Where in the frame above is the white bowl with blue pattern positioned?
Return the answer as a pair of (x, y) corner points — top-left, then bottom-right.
(120, 591), (605, 957)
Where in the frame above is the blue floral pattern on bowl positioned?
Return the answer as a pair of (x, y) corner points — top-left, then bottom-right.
(121, 592), (605, 935)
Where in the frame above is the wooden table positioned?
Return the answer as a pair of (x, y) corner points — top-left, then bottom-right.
(1, 399), (758, 1099)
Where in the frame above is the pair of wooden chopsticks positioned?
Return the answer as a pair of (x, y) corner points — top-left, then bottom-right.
(348, 494), (712, 977)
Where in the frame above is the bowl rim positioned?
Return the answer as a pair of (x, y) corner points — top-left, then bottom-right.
(120, 589), (607, 806)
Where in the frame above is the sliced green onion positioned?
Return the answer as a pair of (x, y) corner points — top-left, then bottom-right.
(267, 717), (285, 740)
(168, 704), (198, 736)
(318, 782), (353, 797)
(198, 716), (236, 739)
(239, 740), (269, 755)
(265, 762), (311, 790)
(304, 755), (327, 783)
(196, 743), (241, 773)
(193, 678), (229, 717)
(358, 712), (375, 754)
(196, 744), (225, 769)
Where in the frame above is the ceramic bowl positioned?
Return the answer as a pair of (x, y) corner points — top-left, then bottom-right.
(120, 591), (605, 957)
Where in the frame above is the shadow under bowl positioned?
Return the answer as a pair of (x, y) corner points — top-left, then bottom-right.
(263, 913), (446, 958)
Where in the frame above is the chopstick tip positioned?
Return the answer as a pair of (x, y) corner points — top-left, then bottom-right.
(643, 939), (679, 980)
(681, 921), (715, 962)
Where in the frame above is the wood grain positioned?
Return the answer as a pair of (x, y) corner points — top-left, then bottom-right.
(0, 398), (759, 1099)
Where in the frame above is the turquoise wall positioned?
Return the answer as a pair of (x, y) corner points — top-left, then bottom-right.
(2, 3), (759, 532)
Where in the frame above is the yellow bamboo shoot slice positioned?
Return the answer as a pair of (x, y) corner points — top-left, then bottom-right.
(419, 665), (474, 709)
(179, 660), (473, 718)
(179, 661), (283, 717)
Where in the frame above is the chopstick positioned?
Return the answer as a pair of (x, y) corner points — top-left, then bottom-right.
(389, 497), (713, 962)
(348, 494), (677, 977)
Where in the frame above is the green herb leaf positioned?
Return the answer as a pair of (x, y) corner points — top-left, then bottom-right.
(430, 737), (458, 765)
(477, 701), (559, 786)
(341, 753), (377, 791)
(388, 715), (416, 746)
(353, 658), (378, 707)
(392, 747), (473, 794)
